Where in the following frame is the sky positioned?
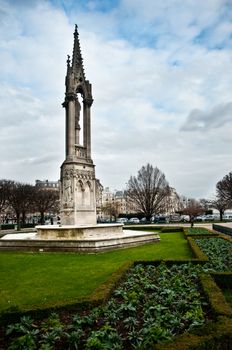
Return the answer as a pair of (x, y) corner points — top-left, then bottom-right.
(0, 0), (231, 199)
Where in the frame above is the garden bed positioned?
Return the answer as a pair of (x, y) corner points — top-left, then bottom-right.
(2, 263), (215, 350)
(185, 228), (218, 237)
(194, 237), (232, 272)
(1, 230), (232, 349)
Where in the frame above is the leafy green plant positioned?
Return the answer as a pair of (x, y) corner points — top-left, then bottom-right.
(7, 333), (37, 350)
(6, 316), (35, 336)
(4, 263), (212, 349)
(39, 344), (54, 350)
(85, 324), (123, 350)
(6, 316), (39, 350)
(65, 329), (84, 350)
(41, 313), (62, 332)
(195, 238), (232, 272)
(187, 228), (213, 235)
(40, 327), (63, 346)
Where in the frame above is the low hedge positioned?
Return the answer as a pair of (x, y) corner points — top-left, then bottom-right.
(200, 273), (232, 317)
(161, 227), (184, 233)
(0, 223), (36, 230)
(124, 225), (184, 233)
(2, 259), (232, 349)
(21, 223), (36, 228)
(155, 316), (232, 350)
(133, 259), (208, 267)
(187, 237), (209, 261)
(124, 225), (162, 231)
(0, 224), (15, 230)
(219, 233), (232, 243)
(183, 227), (219, 238)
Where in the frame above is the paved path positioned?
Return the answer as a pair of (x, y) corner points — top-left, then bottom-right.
(213, 222), (232, 228)
(125, 223), (213, 230)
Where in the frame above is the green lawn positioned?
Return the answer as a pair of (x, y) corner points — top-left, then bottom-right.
(0, 232), (193, 313)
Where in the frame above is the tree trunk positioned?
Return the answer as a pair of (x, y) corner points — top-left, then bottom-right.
(16, 212), (21, 231)
(220, 210), (223, 221)
(40, 211), (45, 225)
(190, 216), (194, 227)
(22, 211), (26, 224)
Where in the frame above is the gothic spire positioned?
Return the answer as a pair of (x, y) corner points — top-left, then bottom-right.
(72, 24), (85, 79)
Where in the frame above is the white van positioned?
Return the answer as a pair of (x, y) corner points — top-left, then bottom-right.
(223, 214), (232, 220)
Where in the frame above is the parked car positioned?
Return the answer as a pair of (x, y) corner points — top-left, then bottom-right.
(196, 215), (219, 221)
(128, 217), (140, 224)
(116, 218), (128, 223)
(154, 216), (169, 224)
(180, 215), (190, 222)
(195, 215), (205, 222)
(140, 217), (148, 223)
(223, 214), (232, 220)
(205, 214), (217, 221)
(169, 214), (181, 222)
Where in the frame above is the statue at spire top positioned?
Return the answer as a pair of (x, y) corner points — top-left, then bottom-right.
(74, 24), (78, 36)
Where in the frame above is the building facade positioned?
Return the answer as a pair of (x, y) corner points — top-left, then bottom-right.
(35, 179), (59, 190)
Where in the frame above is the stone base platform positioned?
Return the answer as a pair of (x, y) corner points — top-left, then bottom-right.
(0, 225), (160, 252)
(36, 223), (125, 240)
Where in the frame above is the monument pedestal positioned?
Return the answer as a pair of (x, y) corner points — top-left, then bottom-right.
(36, 223), (124, 240)
(0, 225), (160, 252)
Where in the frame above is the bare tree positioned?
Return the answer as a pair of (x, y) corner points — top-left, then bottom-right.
(102, 201), (120, 222)
(8, 182), (36, 229)
(34, 188), (59, 224)
(199, 198), (210, 213)
(182, 199), (204, 227)
(210, 197), (228, 221)
(0, 180), (13, 228)
(126, 163), (170, 221)
(216, 172), (232, 206)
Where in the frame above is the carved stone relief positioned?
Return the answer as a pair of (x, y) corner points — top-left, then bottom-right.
(63, 174), (73, 207)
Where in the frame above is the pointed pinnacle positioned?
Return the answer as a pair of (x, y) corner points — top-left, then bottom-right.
(74, 24), (78, 36)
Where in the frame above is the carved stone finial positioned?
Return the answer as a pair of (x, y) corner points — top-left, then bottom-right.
(74, 24), (78, 36)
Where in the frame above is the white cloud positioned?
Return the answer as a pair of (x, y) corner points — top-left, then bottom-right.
(181, 102), (232, 131)
(0, 0), (231, 199)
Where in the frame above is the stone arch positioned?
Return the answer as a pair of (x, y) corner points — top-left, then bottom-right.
(84, 180), (92, 206)
(76, 179), (85, 206)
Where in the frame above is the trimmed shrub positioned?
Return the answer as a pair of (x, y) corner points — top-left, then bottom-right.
(161, 227), (184, 233)
(186, 228), (218, 237)
(187, 237), (208, 261)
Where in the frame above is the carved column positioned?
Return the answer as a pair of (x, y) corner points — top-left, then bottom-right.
(83, 97), (93, 160)
(75, 98), (81, 145)
(65, 94), (76, 157)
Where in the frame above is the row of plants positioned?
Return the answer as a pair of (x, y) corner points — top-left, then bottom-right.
(194, 237), (232, 272)
(186, 228), (217, 236)
(3, 263), (212, 350)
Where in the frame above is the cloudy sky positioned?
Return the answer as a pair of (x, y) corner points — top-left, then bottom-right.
(0, 0), (231, 199)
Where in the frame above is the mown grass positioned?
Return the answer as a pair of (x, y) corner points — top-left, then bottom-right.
(0, 232), (193, 313)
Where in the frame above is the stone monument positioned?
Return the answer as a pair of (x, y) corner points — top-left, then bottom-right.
(60, 25), (96, 226)
(0, 25), (160, 252)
